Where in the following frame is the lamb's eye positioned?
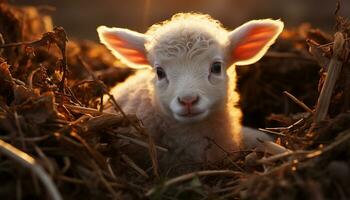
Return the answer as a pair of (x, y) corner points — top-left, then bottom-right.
(156, 67), (166, 79)
(210, 61), (222, 74)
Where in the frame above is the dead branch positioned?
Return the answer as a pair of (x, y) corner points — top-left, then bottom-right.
(121, 153), (149, 178)
(258, 128), (286, 137)
(314, 32), (345, 123)
(265, 118), (304, 132)
(283, 91), (313, 114)
(261, 141), (293, 155)
(111, 131), (168, 152)
(81, 113), (136, 132)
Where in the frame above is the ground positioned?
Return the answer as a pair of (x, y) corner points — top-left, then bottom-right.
(0, 2), (349, 200)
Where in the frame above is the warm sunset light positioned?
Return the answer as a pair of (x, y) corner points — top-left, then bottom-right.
(0, 1), (349, 199)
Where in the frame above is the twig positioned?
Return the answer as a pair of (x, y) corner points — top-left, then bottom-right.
(0, 139), (62, 200)
(57, 28), (68, 93)
(145, 170), (241, 196)
(14, 111), (26, 149)
(64, 104), (134, 119)
(205, 136), (245, 172)
(0, 135), (50, 142)
(307, 39), (330, 69)
(258, 128), (286, 137)
(63, 104), (106, 115)
(54, 114), (90, 135)
(112, 131), (168, 152)
(265, 118), (304, 132)
(61, 157), (71, 174)
(106, 158), (117, 179)
(28, 67), (41, 89)
(121, 153), (149, 178)
(261, 141), (292, 155)
(316, 37), (350, 49)
(81, 113), (136, 132)
(34, 145), (55, 176)
(283, 91), (313, 114)
(53, 132), (83, 147)
(66, 87), (83, 106)
(0, 33), (4, 55)
(256, 150), (309, 164)
(314, 32), (345, 123)
(55, 175), (86, 184)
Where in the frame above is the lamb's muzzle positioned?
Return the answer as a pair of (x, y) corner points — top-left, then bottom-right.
(97, 13), (284, 170)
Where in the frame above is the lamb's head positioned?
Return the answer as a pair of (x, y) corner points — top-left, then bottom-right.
(97, 13), (283, 123)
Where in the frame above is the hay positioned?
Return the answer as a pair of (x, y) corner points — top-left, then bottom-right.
(0, 2), (349, 199)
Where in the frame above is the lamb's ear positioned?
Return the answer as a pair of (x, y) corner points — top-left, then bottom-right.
(97, 26), (150, 69)
(228, 19), (284, 66)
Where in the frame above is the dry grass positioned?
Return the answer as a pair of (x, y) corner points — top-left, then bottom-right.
(0, 2), (349, 199)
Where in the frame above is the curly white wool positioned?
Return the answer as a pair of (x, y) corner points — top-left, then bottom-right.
(145, 13), (228, 60)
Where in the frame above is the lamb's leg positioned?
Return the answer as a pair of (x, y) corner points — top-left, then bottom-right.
(241, 127), (273, 149)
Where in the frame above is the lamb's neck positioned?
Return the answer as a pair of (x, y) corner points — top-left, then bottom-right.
(193, 108), (231, 134)
(167, 107), (238, 140)
(158, 106), (241, 163)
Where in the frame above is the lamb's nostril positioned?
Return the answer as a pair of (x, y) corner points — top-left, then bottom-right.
(192, 96), (199, 105)
(177, 95), (200, 106)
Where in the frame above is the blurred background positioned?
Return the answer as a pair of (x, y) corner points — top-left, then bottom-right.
(10, 0), (350, 41)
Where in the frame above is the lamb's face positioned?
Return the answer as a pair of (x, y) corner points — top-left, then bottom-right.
(97, 13), (284, 123)
(152, 44), (228, 123)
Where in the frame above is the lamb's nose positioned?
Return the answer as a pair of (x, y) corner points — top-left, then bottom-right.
(177, 95), (199, 107)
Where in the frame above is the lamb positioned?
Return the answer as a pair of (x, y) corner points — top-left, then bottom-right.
(97, 13), (284, 170)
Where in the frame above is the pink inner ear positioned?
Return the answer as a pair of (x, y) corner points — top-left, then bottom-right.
(104, 33), (148, 65)
(232, 26), (278, 61)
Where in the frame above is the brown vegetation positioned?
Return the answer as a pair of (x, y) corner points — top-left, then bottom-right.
(0, 2), (349, 199)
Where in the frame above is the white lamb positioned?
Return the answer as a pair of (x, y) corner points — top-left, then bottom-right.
(97, 13), (283, 170)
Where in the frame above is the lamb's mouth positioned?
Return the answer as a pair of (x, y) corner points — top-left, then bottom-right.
(178, 111), (203, 117)
(173, 110), (209, 122)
